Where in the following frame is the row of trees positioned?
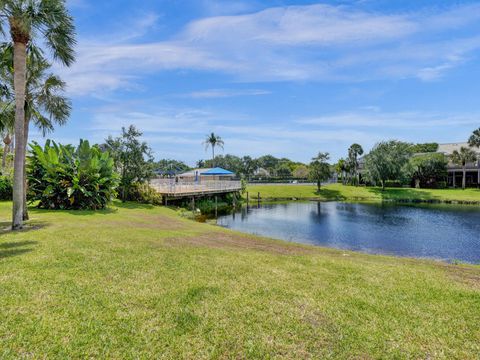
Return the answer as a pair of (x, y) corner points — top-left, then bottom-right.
(194, 154), (313, 180)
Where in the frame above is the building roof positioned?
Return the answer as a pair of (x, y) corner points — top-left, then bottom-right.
(201, 167), (234, 175)
(179, 167), (234, 177)
(437, 142), (479, 155)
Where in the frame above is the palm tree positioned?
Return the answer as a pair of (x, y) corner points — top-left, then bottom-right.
(451, 147), (477, 189)
(203, 133), (224, 167)
(0, 47), (71, 220)
(348, 143), (364, 186)
(0, 0), (76, 229)
(468, 128), (480, 188)
(335, 159), (347, 185)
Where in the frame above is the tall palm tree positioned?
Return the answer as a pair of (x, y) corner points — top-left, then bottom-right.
(451, 147), (477, 189)
(348, 143), (364, 186)
(0, 0), (76, 229)
(468, 127), (480, 188)
(203, 133), (224, 167)
(0, 47), (71, 220)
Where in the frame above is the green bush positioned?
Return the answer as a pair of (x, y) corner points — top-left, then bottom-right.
(126, 182), (162, 205)
(27, 140), (119, 210)
(0, 175), (12, 200)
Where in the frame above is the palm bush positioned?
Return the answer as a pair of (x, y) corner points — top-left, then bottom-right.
(28, 140), (118, 210)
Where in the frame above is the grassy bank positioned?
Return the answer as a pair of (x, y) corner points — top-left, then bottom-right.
(0, 201), (479, 358)
(248, 183), (480, 204)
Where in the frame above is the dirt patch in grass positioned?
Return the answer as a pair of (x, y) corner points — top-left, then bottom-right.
(104, 214), (190, 231)
(444, 265), (480, 289)
(165, 230), (315, 255)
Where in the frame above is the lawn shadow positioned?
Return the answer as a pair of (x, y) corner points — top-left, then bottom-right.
(0, 221), (49, 235)
(115, 201), (157, 210)
(315, 188), (346, 201)
(0, 240), (38, 260)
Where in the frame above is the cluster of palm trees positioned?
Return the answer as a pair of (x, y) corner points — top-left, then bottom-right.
(335, 143), (364, 186)
(0, 0), (76, 230)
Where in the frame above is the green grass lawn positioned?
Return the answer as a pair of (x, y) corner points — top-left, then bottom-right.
(0, 201), (479, 358)
(248, 183), (480, 203)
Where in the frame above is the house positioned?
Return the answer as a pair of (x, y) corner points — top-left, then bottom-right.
(437, 143), (480, 187)
(178, 167), (236, 182)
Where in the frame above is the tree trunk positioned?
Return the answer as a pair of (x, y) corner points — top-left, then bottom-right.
(212, 146), (215, 167)
(317, 181), (321, 191)
(12, 41), (27, 230)
(22, 118), (30, 221)
(381, 180), (385, 191)
(462, 167), (466, 190)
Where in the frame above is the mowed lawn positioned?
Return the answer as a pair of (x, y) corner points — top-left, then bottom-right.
(248, 183), (480, 203)
(0, 201), (479, 359)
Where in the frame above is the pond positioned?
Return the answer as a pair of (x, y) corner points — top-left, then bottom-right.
(217, 202), (480, 264)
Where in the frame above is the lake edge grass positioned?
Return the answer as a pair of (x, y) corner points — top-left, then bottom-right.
(247, 183), (480, 205)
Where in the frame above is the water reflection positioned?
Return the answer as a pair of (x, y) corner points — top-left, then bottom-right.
(218, 202), (480, 264)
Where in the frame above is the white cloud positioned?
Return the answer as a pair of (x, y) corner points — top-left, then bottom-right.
(61, 3), (480, 94)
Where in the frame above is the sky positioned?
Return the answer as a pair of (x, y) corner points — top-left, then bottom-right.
(31, 0), (480, 165)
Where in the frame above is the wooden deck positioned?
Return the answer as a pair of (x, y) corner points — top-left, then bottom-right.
(150, 179), (242, 199)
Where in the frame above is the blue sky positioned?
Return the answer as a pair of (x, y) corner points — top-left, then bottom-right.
(35, 0), (480, 165)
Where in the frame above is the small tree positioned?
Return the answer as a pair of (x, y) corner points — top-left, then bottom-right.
(293, 164), (309, 179)
(364, 141), (412, 190)
(451, 147), (477, 189)
(309, 152), (331, 191)
(104, 126), (155, 202)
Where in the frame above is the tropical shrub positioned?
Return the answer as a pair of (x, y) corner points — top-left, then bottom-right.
(0, 175), (12, 200)
(28, 140), (118, 210)
(126, 182), (162, 205)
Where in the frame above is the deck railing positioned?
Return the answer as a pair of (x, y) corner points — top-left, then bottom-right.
(150, 179), (242, 196)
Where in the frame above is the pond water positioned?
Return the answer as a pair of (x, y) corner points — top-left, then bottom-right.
(217, 202), (480, 264)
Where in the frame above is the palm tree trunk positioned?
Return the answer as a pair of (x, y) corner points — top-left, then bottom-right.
(212, 146), (215, 167)
(22, 117), (30, 221)
(462, 166), (466, 190)
(12, 41), (27, 230)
